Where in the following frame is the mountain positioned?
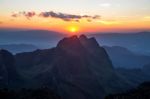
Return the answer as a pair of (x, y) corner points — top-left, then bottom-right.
(89, 31), (150, 56)
(1, 35), (150, 99)
(0, 44), (38, 54)
(15, 35), (132, 99)
(0, 29), (65, 48)
(103, 46), (150, 68)
(0, 49), (20, 88)
(105, 82), (150, 99)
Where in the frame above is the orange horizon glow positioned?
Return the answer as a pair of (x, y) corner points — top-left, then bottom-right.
(0, 14), (150, 34)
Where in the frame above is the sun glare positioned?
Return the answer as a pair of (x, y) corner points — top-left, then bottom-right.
(70, 27), (77, 32)
(68, 26), (79, 34)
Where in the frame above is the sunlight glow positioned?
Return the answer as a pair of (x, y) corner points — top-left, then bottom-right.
(68, 26), (79, 34)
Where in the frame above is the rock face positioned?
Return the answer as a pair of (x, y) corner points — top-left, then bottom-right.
(0, 49), (20, 88)
(15, 35), (132, 99)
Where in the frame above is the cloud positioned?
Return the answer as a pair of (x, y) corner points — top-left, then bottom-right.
(0, 21), (3, 24)
(12, 11), (36, 19)
(39, 11), (100, 22)
(87, 19), (92, 22)
(96, 20), (120, 25)
(11, 11), (100, 22)
(12, 13), (18, 17)
(20, 11), (36, 19)
(99, 3), (111, 7)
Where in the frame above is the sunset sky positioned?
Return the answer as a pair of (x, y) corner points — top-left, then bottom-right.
(0, 0), (150, 34)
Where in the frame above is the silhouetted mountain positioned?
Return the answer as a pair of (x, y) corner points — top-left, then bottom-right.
(15, 35), (132, 99)
(105, 82), (150, 99)
(0, 49), (20, 88)
(89, 31), (150, 56)
(0, 29), (65, 48)
(1, 35), (150, 99)
(104, 46), (150, 68)
(0, 44), (38, 54)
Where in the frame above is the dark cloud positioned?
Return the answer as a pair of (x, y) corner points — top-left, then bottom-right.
(20, 11), (36, 19)
(92, 15), (101, 19)
(39, 11), (100, 22)
(11, 11), (36, 19)
(12, 13), (18, 17)
(11, 11), (100, 22)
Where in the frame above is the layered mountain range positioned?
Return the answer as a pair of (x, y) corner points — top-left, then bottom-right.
(103, 46), (150, 68)
(0, 35), (150, 99)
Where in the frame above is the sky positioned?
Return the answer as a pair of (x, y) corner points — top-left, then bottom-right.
(0, 0), (150, 34)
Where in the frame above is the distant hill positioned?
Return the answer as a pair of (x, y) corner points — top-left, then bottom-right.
(0, 44), (38, 54)
(104, 46), (150, 68)
(89, 31), (150, 56)
(0, 29), (65, 48)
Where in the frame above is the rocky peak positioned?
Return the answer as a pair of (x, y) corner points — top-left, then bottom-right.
(79, 34), (88, 41)
(57, 34), (100, 48)
(56, 35), (86, 55)
(57, 35), (80, 48)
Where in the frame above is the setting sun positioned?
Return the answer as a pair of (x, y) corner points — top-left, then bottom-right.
(70, 27), (77, 33)
(67, 26), (79, 34)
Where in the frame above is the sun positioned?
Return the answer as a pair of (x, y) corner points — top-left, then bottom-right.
(70, 27), (77, 33)
(68, 26), (79, 34)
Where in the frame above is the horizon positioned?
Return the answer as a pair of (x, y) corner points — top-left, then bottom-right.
(0, 0), (150, 34)
(0, 28), (150, 35)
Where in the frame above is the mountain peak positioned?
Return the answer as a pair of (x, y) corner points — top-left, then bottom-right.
(57, 35), (79, 46)
(56, 35), (84, 52)
(79, 34), (88, 40)
(57, 34), (100, 51)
